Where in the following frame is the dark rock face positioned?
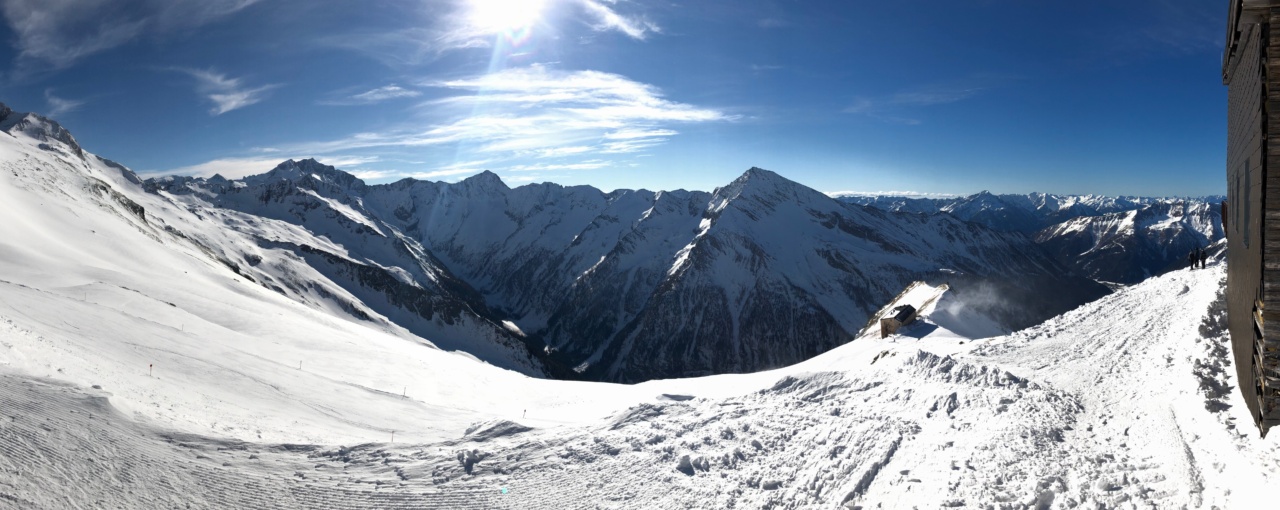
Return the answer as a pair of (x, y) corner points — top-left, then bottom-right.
(1035, 201), (1224, 284)
(145, 162), (1109, 382)
(841, 191), (1227, 287)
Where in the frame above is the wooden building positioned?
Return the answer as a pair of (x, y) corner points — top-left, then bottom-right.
(1224, 0), (1280, 437)
(880, 305), (917, 338)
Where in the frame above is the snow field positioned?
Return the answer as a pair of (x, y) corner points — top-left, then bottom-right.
(6, 266), (1276, 508)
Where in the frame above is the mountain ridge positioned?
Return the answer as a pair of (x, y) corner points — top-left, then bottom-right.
(145, 158), (1108, 382)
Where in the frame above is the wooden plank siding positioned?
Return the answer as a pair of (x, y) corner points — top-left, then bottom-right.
(1225, 1), (1274, 435)
(1263, 11), (1280, 425)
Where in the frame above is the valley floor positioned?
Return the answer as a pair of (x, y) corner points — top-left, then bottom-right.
(2, 265), (1278, 508)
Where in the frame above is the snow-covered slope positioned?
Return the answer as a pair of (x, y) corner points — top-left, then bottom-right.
(2, 255), (1272, 507)
(143, 160), (544, 376)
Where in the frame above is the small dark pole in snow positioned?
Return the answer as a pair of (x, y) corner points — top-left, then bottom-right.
(402, 386), (406, 397)
(148, 364), (152, 377)
(391, 431), (395, 443)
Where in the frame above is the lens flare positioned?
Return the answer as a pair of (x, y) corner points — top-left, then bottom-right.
(468, 0), (547, 33)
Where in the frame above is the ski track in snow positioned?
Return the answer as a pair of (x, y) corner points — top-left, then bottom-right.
(3, 266), (1279, 508)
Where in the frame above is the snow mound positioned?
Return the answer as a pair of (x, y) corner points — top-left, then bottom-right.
(461, 420), (533, 442)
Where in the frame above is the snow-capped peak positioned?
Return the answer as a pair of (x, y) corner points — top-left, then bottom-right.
(715, 166), (826, 207)
(252, 158), (366, 192)
(454, 169), (509, 193)
(0, 102), (84, 158)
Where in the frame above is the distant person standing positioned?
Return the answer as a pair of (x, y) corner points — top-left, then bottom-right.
(1200, 248), (1209, 269)
(1188, 249), (1198, 270)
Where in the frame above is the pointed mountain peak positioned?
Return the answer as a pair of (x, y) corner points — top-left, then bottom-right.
(713, 166), (838, 214)
(0, 103), (83, 158)
(455, 170), (509, 192)
(724, 166), (803, 194)
(741, 166), (784, 181)
(257, 158), (365, 191)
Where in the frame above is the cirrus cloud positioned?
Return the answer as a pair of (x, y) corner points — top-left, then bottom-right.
(166, 65), (732, 183)
(1, 0), (260, 71)
(286, 65), (731, 160)
(178, 68), (280, 115)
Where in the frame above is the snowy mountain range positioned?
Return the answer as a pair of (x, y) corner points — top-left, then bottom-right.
(146, 161), (1106, 383)
(2, 102), (1277, 508)
(1, 102), (1126, 383)
(839, 191), (1225, 284)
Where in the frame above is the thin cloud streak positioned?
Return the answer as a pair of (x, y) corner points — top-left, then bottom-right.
(351, 85), (420, 103)
(180, 68), (280, 115)
(44, 88), (85, 117)
(319, 85), (422, 106)
(845, 79), (999, 125)
(1, 0), (259, 71)
(577, 0), (657, 39)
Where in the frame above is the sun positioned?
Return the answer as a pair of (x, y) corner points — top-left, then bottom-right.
(468, 0), (548, 33)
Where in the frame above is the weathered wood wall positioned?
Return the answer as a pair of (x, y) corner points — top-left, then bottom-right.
(1225, 7), (1268, 433)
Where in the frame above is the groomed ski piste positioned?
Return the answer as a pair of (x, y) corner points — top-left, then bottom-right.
(2, 115), (1278, 508)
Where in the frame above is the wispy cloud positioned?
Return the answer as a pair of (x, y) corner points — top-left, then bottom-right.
(326, 0), (657, 67)
(43, 88), (85, 117)
(351, 85), (421, 103)
(319, 84), (422, 106)
(164, 65), (724, 183)
(757, 18), (790, 29)
(507, 160), (610, 172)
(845, 79), (1000, 125)
(576, 0), (657, 40)
(1137, 0), (1222, 55)
(1, 0), (259, 71)
(889, 86), (985, 107)
(277, 65), (729, 160)
(179, 68), (280, 115)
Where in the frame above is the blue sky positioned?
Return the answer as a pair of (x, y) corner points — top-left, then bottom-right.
(0, 0), (1226, 196)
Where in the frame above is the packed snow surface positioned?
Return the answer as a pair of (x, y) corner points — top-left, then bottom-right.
(3, 245), (1276, 507)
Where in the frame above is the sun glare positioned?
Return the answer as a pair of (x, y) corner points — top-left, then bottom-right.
(469, 0), (547, 33)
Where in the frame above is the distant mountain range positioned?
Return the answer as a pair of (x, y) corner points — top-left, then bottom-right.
(836, 191), (1225, 284)
(147, 161), (1106, 382)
